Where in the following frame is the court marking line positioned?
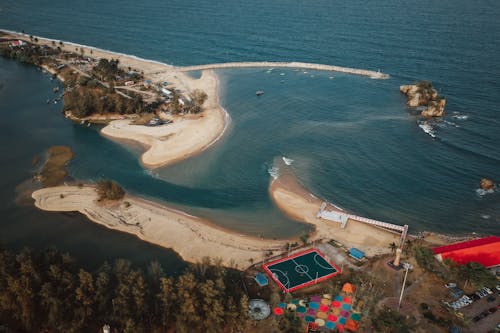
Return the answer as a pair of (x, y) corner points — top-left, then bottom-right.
(269, 268), (290, 288)
(314, 254), (336, 270)
(292, 258), (314, 281)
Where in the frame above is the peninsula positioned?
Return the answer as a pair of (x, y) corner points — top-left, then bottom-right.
(4, 30), (402, 267)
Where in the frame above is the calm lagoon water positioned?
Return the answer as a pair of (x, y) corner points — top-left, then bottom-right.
(1, 0), (499, 270)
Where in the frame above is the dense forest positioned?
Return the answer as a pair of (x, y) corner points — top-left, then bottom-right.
(0, 247), (249, 333)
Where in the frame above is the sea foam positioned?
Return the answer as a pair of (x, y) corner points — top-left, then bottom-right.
(267, 167), (279, 179)
(282, 156), (294, 165)
(418, 123), (436, 138)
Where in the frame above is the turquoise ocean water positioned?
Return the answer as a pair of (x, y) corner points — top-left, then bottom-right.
(1, 0), (499, 270)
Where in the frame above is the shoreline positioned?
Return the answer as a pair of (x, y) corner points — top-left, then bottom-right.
(268, 165), (401, 256)
(32, 185), (288, 268)
(101, 69), (230, 168)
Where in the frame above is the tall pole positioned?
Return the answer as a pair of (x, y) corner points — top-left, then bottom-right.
(398, 265), (409, 309)
(315, 272), (319, 284)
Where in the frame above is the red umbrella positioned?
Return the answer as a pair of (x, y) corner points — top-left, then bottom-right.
(274, 307), (284, 315)
(332, 301), (341, 308)
(319, 304), (329, 312)
(328, 314), (338, 321)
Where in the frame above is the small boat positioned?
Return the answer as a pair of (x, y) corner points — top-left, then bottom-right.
(256, 90), (264, 96)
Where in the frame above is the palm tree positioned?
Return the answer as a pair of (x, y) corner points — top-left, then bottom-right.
(389, 242), (397, 254)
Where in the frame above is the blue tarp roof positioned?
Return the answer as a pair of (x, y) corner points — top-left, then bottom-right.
(349, 248), (365, 259)
(255, 272), (268, 286)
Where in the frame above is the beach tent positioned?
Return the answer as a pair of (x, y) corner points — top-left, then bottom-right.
(345, 319), (360, 331)
(342, 283), (356, 294)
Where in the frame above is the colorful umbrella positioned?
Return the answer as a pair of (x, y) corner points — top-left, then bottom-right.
(321, 298), (332, 306)
(340, 310), (349, 317)
(337, 324), (344, 332)
(291, 300), (300, 305)
(273, 307), (284, 315)
(309, 302), (319, 310)
(332, 301), (341, 308)
(315, 318), (325, 327)
(351, 313), (361, 321)
(334, 295), (343, 301)
(307, 308), (317, 316)
(310, 295), (322, 302)
(328, 314), (338, 322)
(297, 306), (307, 313)
(339, 317), (347, 325)
(326, 321), (336, 329)
(343, 297), (352, 304)
(305, 315), (315, 323)
(319, 304), (329, 312)
(287, 303), (297, 311)
(279, 302), (286, 309)
(342, 304), (351, 311)
(317, 311), (328, 319)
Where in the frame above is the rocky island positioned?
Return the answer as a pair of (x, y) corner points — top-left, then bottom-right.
(480, 178), (495, 191)
(400, 81), (446, 117)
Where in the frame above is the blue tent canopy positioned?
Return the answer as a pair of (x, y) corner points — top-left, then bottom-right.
(349, 248), (365, 260)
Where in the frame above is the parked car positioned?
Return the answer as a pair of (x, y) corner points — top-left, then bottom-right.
(488, 307), (497, 314)
(445, 283), (457, 288)
(487, 295), (497, 302)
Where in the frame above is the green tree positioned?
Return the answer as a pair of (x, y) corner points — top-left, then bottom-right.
(96, 179), (125, 201)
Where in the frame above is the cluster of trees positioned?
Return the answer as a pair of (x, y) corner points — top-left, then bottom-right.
(412, 245), (496, 288)
(0, 43), (57, 65)
(169, 89), (208, 115)
(63, 85), (144, 117)
(92, 59), (123, 82)
(0, 247), (249, 333)
(96, 180), (125, 201)
(372, 307), (411, 333)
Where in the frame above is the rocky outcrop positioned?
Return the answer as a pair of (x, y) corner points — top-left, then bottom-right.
(400, 81), (446, 117)
(480, 178), (495, 191)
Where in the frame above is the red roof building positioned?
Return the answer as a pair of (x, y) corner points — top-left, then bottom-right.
(432, 236), (500, 268)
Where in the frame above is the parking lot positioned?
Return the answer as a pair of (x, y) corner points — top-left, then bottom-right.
(460, 289), (499, 333)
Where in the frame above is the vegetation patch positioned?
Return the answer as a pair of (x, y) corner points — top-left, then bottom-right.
(39, 146), (74, 187)
(96, 179), (125, 201)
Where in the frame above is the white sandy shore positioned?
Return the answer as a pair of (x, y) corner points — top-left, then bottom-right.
(102, 70), (229, 168)
(269, 170), (400, 256)
(32, 186), (286, 268)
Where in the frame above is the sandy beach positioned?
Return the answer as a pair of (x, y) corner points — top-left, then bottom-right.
(9, 29), (400, 265)
(32, 185), (286, 268)
(101, 70), (229, 168)
(269, 167), (400, 256)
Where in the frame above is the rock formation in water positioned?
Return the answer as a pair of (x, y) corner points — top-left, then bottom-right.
(480, 178), (495, 191)
(400, 81), (446, 117)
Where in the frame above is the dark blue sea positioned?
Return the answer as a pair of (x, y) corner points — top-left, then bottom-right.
(1, 0), (499, 269)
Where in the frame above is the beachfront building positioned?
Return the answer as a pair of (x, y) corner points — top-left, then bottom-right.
(432, 236), (500, 268)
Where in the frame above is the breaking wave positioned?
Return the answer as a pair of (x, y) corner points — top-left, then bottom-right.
(267, 166), (279, 179)
(282, 156), (293, 165)
(418, 122), (436, 138)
